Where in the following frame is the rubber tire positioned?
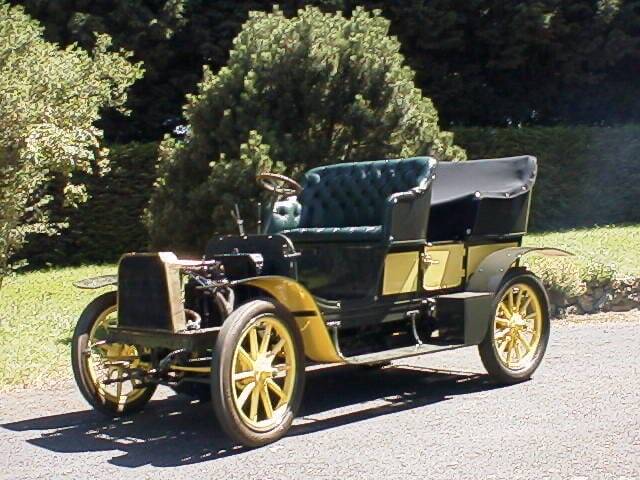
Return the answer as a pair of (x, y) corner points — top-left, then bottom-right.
(211, 299), (305, 447)
(71, 291), (156, 416)
(478, 272), (551, 384)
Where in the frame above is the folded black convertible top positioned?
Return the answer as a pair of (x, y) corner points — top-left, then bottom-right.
(431, 155), (537, 206)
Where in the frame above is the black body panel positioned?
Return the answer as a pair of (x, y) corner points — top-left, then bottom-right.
(428, 156), (536, 242)
(107, 326), (219, 351)
(205, 234), (297, 278)
(295, 243), (387, 300)
(118, 254), (181, 331)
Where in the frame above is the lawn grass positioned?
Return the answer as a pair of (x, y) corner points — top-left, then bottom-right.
(0, 264), (115, 390)
(0, 224), (637, 390)
(526, 224), (640, 277)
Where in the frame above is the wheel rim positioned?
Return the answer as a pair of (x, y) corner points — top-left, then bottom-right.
(493, 283), (543, 371)
(231, 315), (296, 431)
(84, 305), (150, 410)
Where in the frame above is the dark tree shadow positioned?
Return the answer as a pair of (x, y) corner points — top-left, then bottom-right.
(2, 364), (506, 468)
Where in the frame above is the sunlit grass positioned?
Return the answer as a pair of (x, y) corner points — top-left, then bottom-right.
(527, 224), (640, 277)
(0, 264), (115, 390)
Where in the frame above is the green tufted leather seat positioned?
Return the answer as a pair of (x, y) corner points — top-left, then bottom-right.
(269, 157), (436, 244)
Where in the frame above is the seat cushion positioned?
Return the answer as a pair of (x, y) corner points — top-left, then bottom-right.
(298, 157), (433, 229)
(281, 226), (383, 242)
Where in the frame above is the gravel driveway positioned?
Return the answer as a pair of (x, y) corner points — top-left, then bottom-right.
(1, 314), (639, 480)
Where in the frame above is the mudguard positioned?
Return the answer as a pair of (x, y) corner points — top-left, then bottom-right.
(463, 247), (572, 345)
(236, 276), (342, 363)
(467, 247), (572, 294)
(73, 275), (117, 289)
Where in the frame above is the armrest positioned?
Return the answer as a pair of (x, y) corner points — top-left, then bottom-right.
(383, 179), (434, 243)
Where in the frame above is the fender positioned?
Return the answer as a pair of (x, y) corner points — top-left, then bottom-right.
(237, 276), (342, 363)
(467, 247), (572, 293)
(463, 246), (572, 345)
(73, 274), (117, 289)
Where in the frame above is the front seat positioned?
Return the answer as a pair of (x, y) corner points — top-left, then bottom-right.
(269, 157), (437, 245)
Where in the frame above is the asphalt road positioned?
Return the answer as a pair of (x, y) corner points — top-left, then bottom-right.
(1, 315), (639, 480)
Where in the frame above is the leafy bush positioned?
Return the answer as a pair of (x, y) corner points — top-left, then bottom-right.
(15, 142), (159, 267)
(0, 2), (142, 286)
(147, 6), (465, 253)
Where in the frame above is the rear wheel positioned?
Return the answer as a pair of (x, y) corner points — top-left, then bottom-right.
(71, 291), (156, 415)
(478, 272), (550, 384)
(211, 299), (305, 447)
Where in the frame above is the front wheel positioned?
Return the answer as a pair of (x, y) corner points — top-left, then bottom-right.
(478, 272), (550, 384)
(211, 299), (305, 447)
(71, 291), (157, 415)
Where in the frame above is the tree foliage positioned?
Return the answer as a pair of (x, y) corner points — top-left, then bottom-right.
(11, 0), (640, 139)
(380, 0), (640, 126)
(147, 6), (464, 252)
(0, 2), (142, 284)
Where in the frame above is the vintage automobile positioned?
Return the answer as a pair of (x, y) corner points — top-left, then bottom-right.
(71, 155), (569, 447)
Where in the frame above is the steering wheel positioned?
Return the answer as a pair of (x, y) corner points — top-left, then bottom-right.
(256, 172), (302, 196)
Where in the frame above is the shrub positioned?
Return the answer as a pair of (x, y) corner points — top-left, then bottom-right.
(0, 2), (142, 286)
(147, 6), (465, 253)
(15, 142), (159, 267)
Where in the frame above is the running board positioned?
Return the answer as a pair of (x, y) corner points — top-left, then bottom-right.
(341, 343), (465, 365)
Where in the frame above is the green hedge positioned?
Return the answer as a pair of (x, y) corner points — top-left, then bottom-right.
(453, 125), (640, 231)
(18, 126), (640, 266)
(18, 142), (158, 267)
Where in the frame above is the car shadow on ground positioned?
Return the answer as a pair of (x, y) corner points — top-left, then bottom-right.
(2, 364), (506, 468)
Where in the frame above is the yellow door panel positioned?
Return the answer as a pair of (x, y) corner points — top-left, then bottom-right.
(423, 243), (465, 290)
(382, 251), (419, 295)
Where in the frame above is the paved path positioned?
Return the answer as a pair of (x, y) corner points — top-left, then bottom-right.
(1, 316), (639, 480)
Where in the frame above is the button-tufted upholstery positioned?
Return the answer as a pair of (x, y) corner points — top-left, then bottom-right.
(266, 198), (302, 233)
(270, 157), (436, 243)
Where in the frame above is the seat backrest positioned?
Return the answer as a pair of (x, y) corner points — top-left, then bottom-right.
(297, 157), (433, 228)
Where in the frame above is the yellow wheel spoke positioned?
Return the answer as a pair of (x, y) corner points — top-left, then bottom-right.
(495, 317), (510, 328)
(508, 290), (515, 312)
(115, 368), (123, 400)
(233, 370), (255, 382)
(237, 347), (253, 369)
(269, 338), (286, 359)
(237, 381), (256, 408)
(259, 324), (272, 354)
(249, 328), (259, 360)
(249, 385), (260, 421)
(272, 363), (290, 379)
(520, 297), (532, 315)
(498, 336), (510, 354)
(518, 333), (532, 353)
(266, 378), (285, 400)
(512, 341), (522, 362)
(499, 302), (511, 318)
(515, 289), (523, 312)
(260, 384), (274, 419)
